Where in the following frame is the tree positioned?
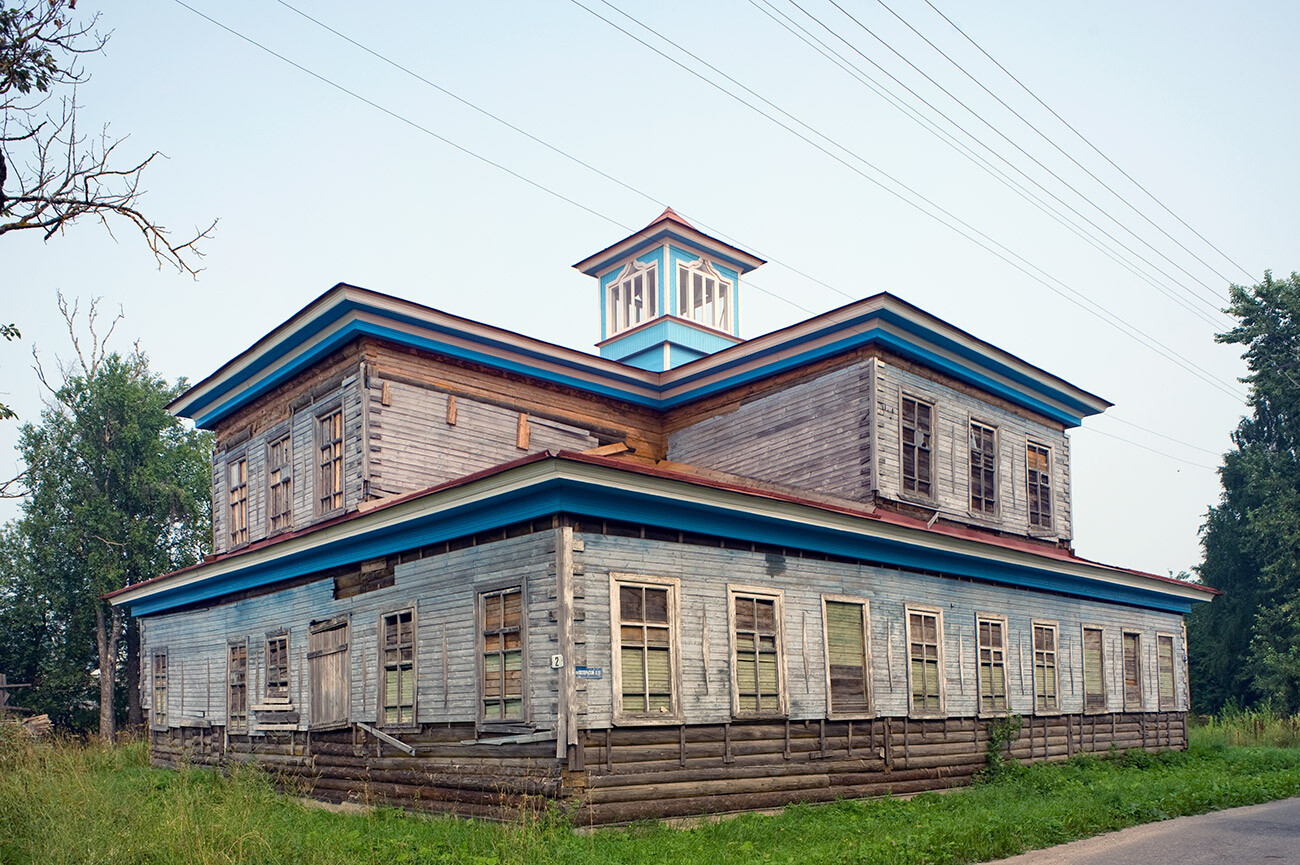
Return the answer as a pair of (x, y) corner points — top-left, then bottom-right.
(0, 296), (211, 737)
(1190, 271), (1300, 713)
(1, 0), (214, 272)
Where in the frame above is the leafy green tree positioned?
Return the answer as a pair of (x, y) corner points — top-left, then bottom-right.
(1190, 271), (1300, 713)
(0, 298), (211, 736)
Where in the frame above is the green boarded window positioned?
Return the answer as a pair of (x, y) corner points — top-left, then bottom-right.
(1083, 627), (1106, 712)
(481, 588), (524, 721)
(1032, 624), (1058, 712)
(1157, 635), (1176, 711)
(381, 610), (414, 725)
(733, 593), (782, 715)
(908, 609), (942, 714)
(825, 600), (869, 715)
(228, 642), (248, 733)
(1123, 632), (1142, 711)
(617, 582), (675, 716)
(977, 618), (1007, 714)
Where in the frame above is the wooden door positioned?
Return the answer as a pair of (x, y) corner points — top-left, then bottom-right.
(309, 619), (349, 728)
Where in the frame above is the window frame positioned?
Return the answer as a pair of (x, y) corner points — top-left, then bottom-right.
(477, 582), (529, 727)
(150, 649), (169, 731)
(1156, 632), (1177, 711)
(1081, 624), (1107, 714)
(974, 612), (1010, 717)
(899, 393), (936, 503)
(968, 418), (999, 518)
(1122, 630), (1143, 712)
(378, 607), (417, 729)
(315, 404), (345, 518)
(727, 585), (788, 719)
(904, 604), (946, 718)
(609, 573), (682, 724)
(676, 257), (733, 332)
(264, 629), (291, 704)
(226, 638), (249, 734)
(307, 615), (351, 731)
(821, 594), (873, 720)
(1031, 620), (1061, 715)
(226, 451), (250, 549)
(607, 261), (658, 335)
(265, 429), (293, 537)
(1026, 441), (1054, 533)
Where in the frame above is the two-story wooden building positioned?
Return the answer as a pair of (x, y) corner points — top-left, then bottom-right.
(109, 208), (1214, 823)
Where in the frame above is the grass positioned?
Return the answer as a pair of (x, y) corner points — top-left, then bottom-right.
(1191, 703), (1300, 749)
(1, 718), (1299, 865)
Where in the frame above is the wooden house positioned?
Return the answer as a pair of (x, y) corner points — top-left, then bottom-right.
(109, 208), (1215, 823)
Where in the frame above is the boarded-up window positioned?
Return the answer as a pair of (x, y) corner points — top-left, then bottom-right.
(227, 642), (248, 733)
(481, 588), (523, 721)
(308, 619), (349, 728)
(977, 617), (1007, 714)
(1123, 632), (1142, 711)
(228, 457), (248, 547)
(1032, 624), (1059, 712)
(609, 263), (657, 334)
(317, 409), (344, 514)
(901, 396), (934, 498)
(265, 634), (290, 702)
(824, 599), (869, 716)
(1027, 443), (1053, 530)
(907, 608), (943, 714)
(616, 582), (675, 716)
(1083, 627), (1106, 712)
(970, 422), (997, 514)
(267, 434), (292, 534)
(732, 592), (782, 715)
(151, 651), (168, 729)
(1157, 634), (1176, 711)
(381, 611), (415, 725)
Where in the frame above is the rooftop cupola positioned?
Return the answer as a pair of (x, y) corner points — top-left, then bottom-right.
(573, 207), (766, 371)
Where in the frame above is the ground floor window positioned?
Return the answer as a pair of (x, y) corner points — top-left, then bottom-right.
(614, 578), (677, 718)
(1157, 634), (1176, 711)
(151, 651), (168, 729)
(1032, 623), (1059, 712)
(823, 597), (870, 716)
(481, 587), (524, 721)
(730, 589), (784, 716)
(907, 607), (944, 715)
(976, 616), (1008, 714)
(1123, 632), (1142, 711)
(1082, 627), (1106, 712)
(381, 610), (415, 725)
(227, 642), (248, 733)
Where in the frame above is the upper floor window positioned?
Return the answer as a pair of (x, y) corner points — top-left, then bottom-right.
(823, 597), (870, 716)
(1027, 443), (1053, 531)
(267, 433), (292, 534)
(730, 588), (784, 716)
(901, 396), (934, 499)
(1157, 634), (1176, 711)
(265, 633), (290, 702)
(608, 262), (657, 335)
(677, 259), (731, 332)
(614, 578), (678, 718)
(228, 457), (248, 547)
(906, 606), (944, 715)
(976, 616), (1008, 714)
(317, 409), (344, 514)
(481, 587), (524, 721)
(969, 422), (997, 515)
(1032, 623), (1059, 713)
(1122, 631), (1142, 711)
(1082, 627), (1106, 713)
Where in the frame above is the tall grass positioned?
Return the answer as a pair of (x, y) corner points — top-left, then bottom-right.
(2, 720), (1300, 865)
(1191, 702), (1300, 749)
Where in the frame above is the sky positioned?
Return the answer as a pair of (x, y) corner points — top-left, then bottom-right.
(3, 0), (1297, 578)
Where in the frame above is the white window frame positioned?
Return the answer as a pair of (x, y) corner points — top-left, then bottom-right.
(974, 612), (1010, 717)
(676, 257), (733, 332)
(904, 604), (946, 717)
(1031, 620), (1061, 715)
(609, 573), (682, 724)
(821, 594), (873, 720)
(607, 260), (658, 335)
(1080, 624), (1108, 714)
(727, 585), (788, 718)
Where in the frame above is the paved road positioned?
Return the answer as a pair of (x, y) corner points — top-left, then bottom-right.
(987, 797), (1300, 864)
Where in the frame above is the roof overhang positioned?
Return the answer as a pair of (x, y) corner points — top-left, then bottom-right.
(109, 452), (1213, 617)
(170, 285), (1111, 431)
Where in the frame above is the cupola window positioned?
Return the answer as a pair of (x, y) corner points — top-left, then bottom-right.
(608, 262), (657, 334)
(678, 259), (732, 331)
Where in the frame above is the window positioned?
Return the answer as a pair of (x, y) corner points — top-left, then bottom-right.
(228, 457), (248, 547)
(227, 642), (248, 733)
(730, 589), (784, 715)
(308, 618), (349, 728)
(151, 651), (168, 729)
(267, 434), (292, 534)
(265, 633), (290, 702)
(608, 262), (657, 334)
(901, 396), (934, 499)
(480, 587), (524, 721)
(1027, 443), (1053, 530)
(381, 610), (415, 725)
(1157, 634), (1176, 711)
(677, 259), (731, 331)
(823, 597), (870, 716)
(1032, 623), (1059, 712)
(969, 422), (997, 514)
(976, 616), (1008, 714)
(1123, 632), (1142, 710)
(613, 578), (677, 718)
(1082, 627), (1106, 712)
(317, 409), (344, 514)
(907, 607), (943, 715)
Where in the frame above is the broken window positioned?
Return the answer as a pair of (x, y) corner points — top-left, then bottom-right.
(265, 633), (290, 702)
(616, 580), (676, 717)
(1032, 623), (1059, 712)
(732, 591), (783, 715)
(227, 641), (248, 733)
(228, 457), (248, 547)
(1083, 627), (1106, 712)
(481, 587), (524, 721)
(381, 610), (415, 725)
(901, 396), (934, 498)
(317, 409), (344, 514)
(824, 598), (870, 716)
(907, 608), (943, 714)
(969, 422), (997, 514)
(267, 433), (292, 534)
(977, 617), (1008, 714)
(1157, 634), (1176, 711)
(1027, 443), (1053, 530)
(1123, 632), (1142, 711)
(151, 651), (168, 729)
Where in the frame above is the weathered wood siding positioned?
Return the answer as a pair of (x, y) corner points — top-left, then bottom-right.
(573, 532), (1186, 729)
